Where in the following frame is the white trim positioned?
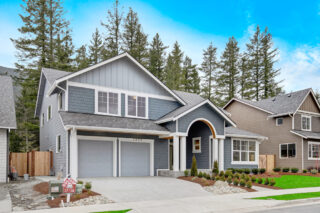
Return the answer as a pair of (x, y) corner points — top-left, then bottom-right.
(66, 130), (69, 177)
(70, 128), (78, 178)
(294, 89), (320, 116)
(301, 115), (312, 131)
(209, 136), (212, 169)
(268, 112), (293, 118)
(279, 143), (297, 159)
(65, 81), (69, 111)
(125, 94), (148, 119)
(231, 138), (258, 165)
(118, 137), (154, 177)
(225, 134), (267, 140)
(223, 98), (273, 114)
(297, 110), (320, 116)
(276, 117), (283, 126)
(156, 100), (237, 127)
(77, 135), (117, 177)
(216, 135), (226, 139)
(95, 89), (121, 117)
(47, 53), (186, 105)
(290, 130), (308, 139)
(192, 137), (201, 153)
(40, 113), (44, 127)
(186, 118), (218, 137)
(47, 105), (52, 121)
(34, 72), (44, 117)
(180, 136), (186, 171)
(307, 141), (320, 160)
(56, 135), (61, 153)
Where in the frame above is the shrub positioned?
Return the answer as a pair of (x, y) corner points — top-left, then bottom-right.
(198, 171), (203, 178)
(273, 167), (281, 172)
(257, 178), (263, 184)
(87, 190), (92, 195)
(85, 182), (92, 190)
(269, 179), (276, 186)
(303, 169), (307, 173)
(77, 180), (83, 185)
(206, 173), (211, 180)
(220, 176), (226, 182)
(211, 174), (216, 180)
(259, 168), (266, 174)
(291, 168), (299, 173)
(233, 179), (239, 186)
(251, 168), (259, 175)
(227, 176), (233, 184)
(191, 155), (198, 176)
(212, 160), (219, 174)
(219, 170), (225, 177)
(236, 169), (244, 174)
(311, 169), (318, 174)
(240, 173), (246, 179)
(240, 179), (246, 187)
(234, 173), (240, 179)
(215, 176), (220, 181)
(244, 175), (250, 182)
(228, 168), (236, 174)
(282, 167), (290, 172)
(264, 178), (269, 185)
(251, 176), (256, 183)
(246, 181), (252, 188)
(184, 170), (189, 177)
(225, 170), (233, 178)
(244, 168), (251, 174)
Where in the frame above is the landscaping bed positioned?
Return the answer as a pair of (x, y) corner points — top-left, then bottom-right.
(178, 176), (215, 187)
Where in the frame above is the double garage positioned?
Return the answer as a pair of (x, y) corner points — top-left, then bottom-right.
(77, 136), (154, 178)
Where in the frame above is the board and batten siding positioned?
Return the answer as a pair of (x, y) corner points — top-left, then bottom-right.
(299, 94), (320, 113)
(69, 57), (172, 97)
(294, 113), (320, 132)
(0, 129), (7, 182)
(40, 78), (67, 176)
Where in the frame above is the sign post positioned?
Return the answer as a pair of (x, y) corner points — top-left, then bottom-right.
(62, 175), (76, 204)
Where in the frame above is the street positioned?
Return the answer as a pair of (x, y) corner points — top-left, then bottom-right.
(254, 203), (320, 213)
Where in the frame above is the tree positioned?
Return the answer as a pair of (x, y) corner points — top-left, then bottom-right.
(53, 31), (74, 71)
(164, 41), (184, 90)
(182, 56), (200, 94)
(148, 33), (168, 81)
(200, 43), (218, 102)
(133, 24), (148, 65)
(89, 28), (104, 65)
(75, 45), (90, 70)
(101, 0), (123, 59)
(315, 90), (320, 105)
(239, 54), (254, 99)
(215, 37), (240, 106)
(190, 155), (198, 176)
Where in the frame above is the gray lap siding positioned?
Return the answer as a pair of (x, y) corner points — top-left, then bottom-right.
(68, 86), (95, 114)
(149, 98), (181, 120)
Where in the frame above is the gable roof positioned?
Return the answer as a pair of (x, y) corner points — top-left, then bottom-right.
(47, 52), (186, 105)
(224, 88), (318, 117)
(291, 130), (320, 140)
(155, 90), (236, 127)
(0, 76), (17, 129)
(42, 68), (70, 85)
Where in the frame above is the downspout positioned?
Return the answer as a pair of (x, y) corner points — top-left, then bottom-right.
(6, 129), (9, 183)
(301, 138), (304, 171)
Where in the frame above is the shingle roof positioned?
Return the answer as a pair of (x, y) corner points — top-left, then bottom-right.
(231, 88), (312, 116)
(0, 76), (16, 129)
(225, 127), (267, 140)
(291, 130), (320, 139)
(42, 68), (70, 85)
(59, 111), (169, 134)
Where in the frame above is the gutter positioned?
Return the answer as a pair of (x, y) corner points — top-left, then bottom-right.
(226, 134), (268, 141)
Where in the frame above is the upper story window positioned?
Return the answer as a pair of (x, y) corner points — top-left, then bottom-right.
(97, 91), (120, 116)
(127, 95), (147, 118)
(280, 143), (296, 158)
(232, 139), (256, 163)
(47, 105), (52, 121)
(58, 93), (62, 110)
(192, 137), (201, 153)
(276, 117), (283, 126)
(302, 115), (311, 131)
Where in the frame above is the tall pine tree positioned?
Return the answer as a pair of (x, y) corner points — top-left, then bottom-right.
(89, 28), (104, 65)
(239, 54), (254, 99)
(75, 45), (90, 70)
(182, 56), (200, 94)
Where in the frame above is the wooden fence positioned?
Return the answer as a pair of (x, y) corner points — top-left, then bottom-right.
(10, 151), (53, 176)
(259, 154), (275, 172)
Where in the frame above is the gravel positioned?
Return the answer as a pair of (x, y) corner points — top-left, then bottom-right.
(64, 195), (114, 207)
(203, 181), (247, 195)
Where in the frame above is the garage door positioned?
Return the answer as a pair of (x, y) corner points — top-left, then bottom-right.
(120, 141), (151, 176)
(78, 139), (115, 178)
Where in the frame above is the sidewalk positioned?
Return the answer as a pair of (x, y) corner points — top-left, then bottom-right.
(18, 187), (320, 213)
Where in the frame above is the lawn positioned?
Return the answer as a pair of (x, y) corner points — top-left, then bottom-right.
(265, 175), (320, 189)
(92, 209), (131, 213)
(253, 192), (320, 200)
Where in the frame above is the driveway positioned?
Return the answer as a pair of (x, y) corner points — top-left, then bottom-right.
(81, 176), (211, 202)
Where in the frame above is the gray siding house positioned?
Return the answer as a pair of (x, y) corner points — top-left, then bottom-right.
(35, 53), (266, 178)
(0, 76), (17, 182)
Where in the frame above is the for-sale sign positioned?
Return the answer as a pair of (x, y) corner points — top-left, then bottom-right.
(62, 177), (76, 194)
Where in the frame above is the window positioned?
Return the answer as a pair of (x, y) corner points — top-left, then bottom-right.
(97, 91), (119, 115)
(58, 93), (63, 110)
(56, 135), (61, 153)
(302, 115), (311, 131)
(41, 113), (44, 127)
(192, 137), (201, 153)
(276, 117), (283, 126)
(232, 139), (256, 163)
(47, 105), (52, 121)
(127, 95), (147, 118)
(308, 142), (320, 160)
(280, 143), (296, 158)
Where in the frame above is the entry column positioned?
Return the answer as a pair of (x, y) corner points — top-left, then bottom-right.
(218, 139), (224, 171)
(173, 135), (180, 171)
(70, 128), (78, 178)
(180, 136), (186, 171)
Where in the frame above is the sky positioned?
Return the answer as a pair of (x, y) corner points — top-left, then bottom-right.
(1, 0), (320, 93)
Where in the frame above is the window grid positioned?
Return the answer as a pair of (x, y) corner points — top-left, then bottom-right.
(309, 143), (320, 159)
(127, 95), (147, 118)
(233, 140), (256, 162)
(280, 143), (296, 158)
(302, 115), (311, 131)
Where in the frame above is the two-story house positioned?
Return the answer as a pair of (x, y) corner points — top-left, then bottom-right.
(224, 88), (320, 171)
(35, 53), (266, 178)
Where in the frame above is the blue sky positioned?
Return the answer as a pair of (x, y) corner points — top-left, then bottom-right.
(1, 0), (320, 92)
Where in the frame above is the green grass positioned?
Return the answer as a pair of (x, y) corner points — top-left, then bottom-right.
(264, 175), (320, 189)
(92, 209), (131, 213)
(253, 191), (320, 200)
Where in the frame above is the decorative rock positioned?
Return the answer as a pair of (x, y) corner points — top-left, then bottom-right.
(65, 195), (114, 207)
(204, 180), (247, 194)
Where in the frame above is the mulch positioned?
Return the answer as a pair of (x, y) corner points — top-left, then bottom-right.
(231, 184), (256, 192)
(277, 172), (320, 177)
(33, 182), (100, 208)
(252, 182), (281, 190)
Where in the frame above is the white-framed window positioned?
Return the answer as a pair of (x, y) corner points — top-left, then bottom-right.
(58, 93), (63, 110)
(232, 139), (257, 163)
(279, 143), (296, 158)
(41, 113), (44, 127)
(192, 137), (201, 153)
(308, 142), (320, 160)
(47, 105), (52, 121)
(96, 90), (120, 116)
(301, 115), (311, 131)
(276, 117), (283, 126)
(56, 135), (61, 153)
(126, 95), (147, 118)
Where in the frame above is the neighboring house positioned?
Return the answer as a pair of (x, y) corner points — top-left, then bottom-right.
(0, 66), (21, 99)
(0, 76), (17, 182)
(35, 53), (265, 178)
(224, 88), (320, 171)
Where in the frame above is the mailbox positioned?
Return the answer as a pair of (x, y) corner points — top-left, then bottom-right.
(49, 180), (63, 198)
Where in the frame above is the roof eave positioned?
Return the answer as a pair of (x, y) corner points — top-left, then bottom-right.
(225, 133), (268, 141)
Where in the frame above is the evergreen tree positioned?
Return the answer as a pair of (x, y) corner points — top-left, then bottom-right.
(315, 90), (320, 105)
(101, 0), (123, 59)
(53, 31), (74, 71)
(200, 43), (218, 102)
(182, 56), (200, 94)
(89, 28), (104, 65)
(148, 33), (168, 81)
(133, 24), (148, 65)
(239, 54), (254, 99)
(164, 42), (184, 90)
(215, 36), (240, 106)
(75, 45), (90, 70)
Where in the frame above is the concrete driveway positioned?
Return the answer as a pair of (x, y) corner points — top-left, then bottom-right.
(81, 176), (211, 202)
